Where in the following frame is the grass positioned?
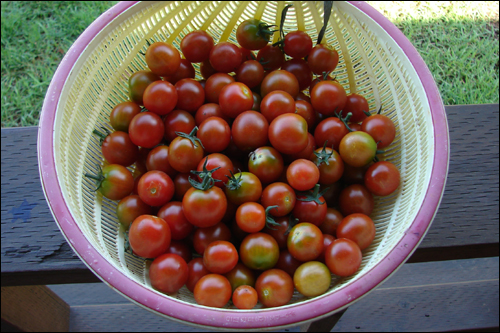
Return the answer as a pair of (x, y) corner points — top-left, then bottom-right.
(1, 1), (499, 127)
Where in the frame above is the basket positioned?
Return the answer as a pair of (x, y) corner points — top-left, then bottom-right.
(38, 1), (449, 330)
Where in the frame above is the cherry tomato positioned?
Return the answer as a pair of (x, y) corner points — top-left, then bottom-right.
(116, 195), (153, 229)
(313, 117), (349, 152)
(204, 73), (235, 104)
(260, 90), (296, 123)
(173, 173), (192, 201)
(361, 114), (396, 149)
(165, 240), (192, 264)
(128, 215), (171, 258)
(294, 100), (316, 130)
(307, 44), (339, 75)
(310, 145), (344, 185)
(255, 269), (294, 308)
(336, 213), (376, 250)
(164, 58), (195, 85)
(284, 30), (313, 59)
(86, 164), (134, 201)
(293, 261), (331, 297)
(281, 58), (313, 91)
(236, 18), (273, 50)
(269, 113), (309, 155)
(225, 172), (263, 206)
(180, 30), (214, 63)
(218, 82), (254, 119)
(260, 70), (299, 98)
(175, 79), (205, 114)
(236, 202), (266, 233)
(364, 161), (400, 196)
(128, 70), (161, 105)
(248, 146), (284, 184)
(203, 240), (238, 274)
(343, 93), (369, 124)
(310, 80), (347, 116)
(145, 42), (181, 77)
(143, 80), (178, 116)
(287, 222), (324, 262)
(339, 184), (374, 216)
(339, 131), (377, 167)
(146, 145), (178, 179)
(275, 249), (303, 277)
(163, 110), (196, 143)
(286, 158), (319, 191)
(186, 257), (211, 292)
(110, 101), (141, 132)
(240, 232), (279, 270)
(261, 182), (296, 217)
(101, 131), (139, 167)
(232, 111), (269, 152)
(316, 234), (336, 263)
(197, 117), (231, 153)
(293, 192), (327, 226)
(195, 103), (230, 126)
(137, 170), (174, 207)
(192, 222), (232, 255)
(319, 208), (344, 236)
(209, 42), (243, 73)
(149, 253), (188, 294)
(128, 112), (165, 148)
(233, 285), (258, 309)
(168, 128), (205, 173)
(182, 186), (227, 228)
(196, 154), (234, 189)
(224, 262), (256, 291)
(235, 60), (265, 88)
(200, 58), (217, 79)
(194, 274), (232, 308)
(324, 238), (362, 277)
(262, 216), (290, 250)
(256, 44), (285, 71)
(157, 201), (194, 240)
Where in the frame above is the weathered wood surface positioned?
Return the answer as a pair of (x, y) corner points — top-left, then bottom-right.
(2, 104), (498, 286)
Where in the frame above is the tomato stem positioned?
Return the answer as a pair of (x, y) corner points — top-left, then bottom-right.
(336, 110), (355, 132)
(264, 205), (280, 230)
(84, 166), (104, 191)
(285, 214), (299, 235)
(93, 128), (110, 145)
(317, 1), (334, 45)
(225, 170), (243, 191)
(175, 126), (205, 149)
(296, 184), (329, 205)
(313, 141), (334, 167)
(188, 157), (221, 190)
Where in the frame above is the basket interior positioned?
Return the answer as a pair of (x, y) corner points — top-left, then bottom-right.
(53, 0), (434, 312)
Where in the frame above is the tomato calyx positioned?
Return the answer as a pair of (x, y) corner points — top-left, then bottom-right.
(189, 157), (221, 190)
(296, 184), (329, 205)
(93, 128), (111, 145)
(175, 126), (204, 149)
(256, 22), (278, 43)
(335, 110), (355, 132)
(265, 205), (281, 230)
(84, 165), (105, 191)
(363, 105), (383, 118)
(313, 141), (335, 167)
(225, 170), (243, 191)
(285, 214), (300, 235)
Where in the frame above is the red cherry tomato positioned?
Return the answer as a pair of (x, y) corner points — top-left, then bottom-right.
(310, 80), (347, 116)
(128, 70), (161, 105)
(143, 80), (178, 116)
(195, 103), (230, 126)
(146, 145), (178, 179)
(165, 58), (195, 85)
(261, 70), (300, 98)
(235, 60), (265, 88)
(182, 186), (227, 228)
(256, 44), (285, 71)
(186, 258), (210, 292)
(233, 285), (258, 309)
(168, 128), (205, 173)
(163, 110), (196, 143)
(218, 82), (254, 119)
(343, 93), (370, 124)
(364, 161), (400, 196)
(101, 131), (139, 167)
(286, 159), (320, 191)
(110, 101), (141, 132)
(314, 117), (349, 152)
(248, 146), (284, 184)
(149, 253), (188, 294)
(204, 73), (235, 104)
(195, 154), (234, 188)
(281, 58), (313, 91)
(361, 114), (396, 149)
(116, 195), (153, 229)
(197, 117), (231, 153)
(260, 90), (296, 123)
(324, 238), (362, 277)
(193, 222), (232, 255)
(307, 44), (339, 75)
(180, 30), (214, 63)
(269, 113), (309, 155)
(203, 240), (238, 274)
(236, 202), (266, 233)
(284, 31), (313, 59)
(339, 184), (375, 216)
(128, 215), (171, 258)
(194, 274), (232, 308)
(209, 42), (243, 73)
(175, 78), (205, 114)
(336, 213), (376, 250)
(255, 269), (294, 308)
(261, 182), (296, 217)
(287, 222), (324, 262)
(137, 170), (175, 207)
(232, 111), (269, 152)
(128, 112), (165, 148)
(157, 201), (194, 240)
(145, 42), (181, 77)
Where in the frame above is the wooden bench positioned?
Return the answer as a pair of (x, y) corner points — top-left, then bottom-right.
(1, 104), (498, 332)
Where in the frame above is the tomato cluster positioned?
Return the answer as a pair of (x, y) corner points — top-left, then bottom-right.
(85, 13), (401, 310)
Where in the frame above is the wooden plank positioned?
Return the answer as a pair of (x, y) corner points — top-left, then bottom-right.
(47, 257), (498, 332)
(1, 285), (70, 332)
(1, 104), (499, 285)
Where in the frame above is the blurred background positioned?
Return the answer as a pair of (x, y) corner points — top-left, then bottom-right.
(1, 1), (499, 128)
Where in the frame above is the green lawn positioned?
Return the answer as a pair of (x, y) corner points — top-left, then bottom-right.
(1, 1), (499, 127)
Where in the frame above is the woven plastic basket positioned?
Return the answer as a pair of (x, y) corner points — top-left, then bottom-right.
(38, 1), (449, 330)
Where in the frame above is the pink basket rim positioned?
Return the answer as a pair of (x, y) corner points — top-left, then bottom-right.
(38, 1), (449, 329)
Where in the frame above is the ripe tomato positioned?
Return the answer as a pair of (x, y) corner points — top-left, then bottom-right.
(286, 158), (320, 191)
(343, 93), (369, 124)
(145, 42), (181, 77)
(200, 58), (217, 79)
(261, 182), (296, 217)
(128, 112), (165, 148)
(232, 285), (258, 309)
(236, 202), (266, 233)
(218, 82), (254, 119)
(310, 145), (344, 185)
(193, 274), (232, 308)
(192, 222), (232, 255)
(116, 195), (152, 229)
(164, 58), (195, 85)
(284, 30), (313, 59)
(182, 186), (227, 228)
(231, 111), (269, 153)
(149, 253), (188, 294)
(260, 70), (299, 98)
(262, 215), (291, 250)
(287, 222), (324, 262)
(310, 80), (347, 116)
(157, 201), (194, 240)
(204, 73), (235, 104)
(236, 18), (273, 50)
(163, 110), (196, 143)
(175, 79), (205, 114)
(196, 154), (234, 189)
(319, 208), (344, 236)
(101, 131), (139, 167)
(260, 90), (296, 123)
(256, 44), (285, 71)
(281, 58), (313, 91)
(255, 269), (294, 308)
(168, 128), (205, 173)
(324, 238), (362, 277)
(146, 145), (178, 178)
(128, 70), (161, 105)
(248, 146), (284, 185)
(293, 187), (328, 226)
(128, 215), (171, 258)
(339, 131), (377, 167)
(314, 117), (349, 152)
(137, 170), (174, 207)
(336, 213), (376, 250)
(180, 30), (214, 63)
(240, 232), (279, 270)
(209, 42), (243, 73)
(294, 100), (316, 130)
(86, 164), (134, 201)
(364, 161), (400, 196)
(275, 249), (303, 277)
(224, 262), (256, 291)
(203, 240), (238, 274)
(195, 103), (230, 126)
(307, 44), (339, 75)
(143, 80), (178, 116)
(361, 114), (396, 149)
(197, 117), (231, 153)
(339, 184), (374, 216)
(293, 261), (331, 297)
(235, 60), (265, 88)
(316, 234), (336, 263)
(165, 240), (192, 264)
(269, 113), (309, 155)
(225, 172), (262, 206)
(186, 258), (210, 292)
(110, 101), (141, 132)
(173, 173), (192, 201)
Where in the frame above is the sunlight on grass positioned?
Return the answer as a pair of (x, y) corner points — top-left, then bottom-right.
(1, 1), (499, 127)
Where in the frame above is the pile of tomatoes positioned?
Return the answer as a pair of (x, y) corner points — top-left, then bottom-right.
(85, 13), (401, 310)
